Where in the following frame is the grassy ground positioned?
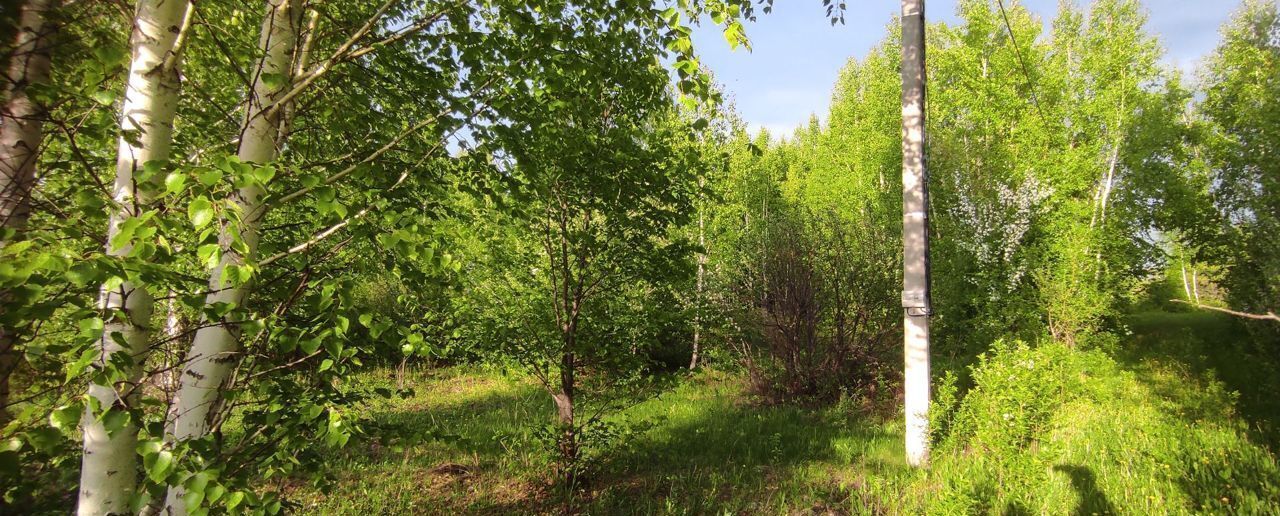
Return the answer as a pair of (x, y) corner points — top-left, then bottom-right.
(295, 310), (1280, 515)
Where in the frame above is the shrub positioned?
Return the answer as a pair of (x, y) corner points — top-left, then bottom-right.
(918, 339), (1280, 514)
(732, 212), (898, 403)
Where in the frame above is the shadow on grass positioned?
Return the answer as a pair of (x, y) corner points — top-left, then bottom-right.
(310, 377), (567, 514)
(1119, 310), (1280, 450)
(312, 370), (910, 514)
(587, 392), (904, 514)
(365, 384), (549, 457)
(1002, 501), (1032, 516)
(1053, 464), (1116, 516)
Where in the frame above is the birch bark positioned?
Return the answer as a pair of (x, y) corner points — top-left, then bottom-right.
(163, 1), (302, 512)
(689, 187), (705, 370)
(0, 0), (57, 429)
(77, 1), (190, 514)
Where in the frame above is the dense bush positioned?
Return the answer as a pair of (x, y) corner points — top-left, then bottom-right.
(734, 212), (898, 402)
(921, 339), (1280, 514)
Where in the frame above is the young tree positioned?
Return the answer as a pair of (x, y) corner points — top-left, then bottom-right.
(1196, 0), (1280, 331)
(496, 70), (699, 483)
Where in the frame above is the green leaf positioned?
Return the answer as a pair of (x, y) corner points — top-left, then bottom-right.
(183, 489), (204, 513)
(90, 90), (115, 106)
(225, 492), (245, 510)
(371, 321), (392, 339)
(49, 402), (83, 431)
(189, 197), (214, 229)
(261, 72), (287, 90)
(141, 160), (166, 182)
(197, 168), (221, 186)
(78, 317), (104, 339)
(299, 338), (321, 355)
(101, 409), (130, 438)
(724, 21), (749, 51)
(206, 484), (226, 504)
(253, 165), (277, 185)
(221, 264), (253, 287)
(145, 449), (173, 483)
(187, 471), (211, 497)
(66, 348), (97, 382)
(137, 439), (163, 456)
(23, 427), (62, 452)
(660, 7), (678, 24)
(164, 172), (187, 195)
(197, 243), (222, 269)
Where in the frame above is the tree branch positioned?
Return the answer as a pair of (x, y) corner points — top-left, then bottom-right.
(1170, 299), (1280, 322)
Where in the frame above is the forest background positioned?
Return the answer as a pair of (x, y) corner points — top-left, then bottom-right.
(1, 0), (1279, 513)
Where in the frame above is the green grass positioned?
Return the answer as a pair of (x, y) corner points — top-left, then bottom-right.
(293, 366), (912, 514)
(295, 310), (1280, 514)
(1122, 310), (1280, 449)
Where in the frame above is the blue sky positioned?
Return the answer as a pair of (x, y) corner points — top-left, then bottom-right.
(689, 0), (1244, 136)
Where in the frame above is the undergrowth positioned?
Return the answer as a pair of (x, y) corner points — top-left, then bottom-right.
(295, 311), (1280, 514)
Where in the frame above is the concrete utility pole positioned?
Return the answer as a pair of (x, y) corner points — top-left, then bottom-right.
(900, 0), (931, 467)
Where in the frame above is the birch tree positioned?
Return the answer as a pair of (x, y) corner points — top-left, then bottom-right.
(1196, 0), (1280, 329)
(163, 1), (302, 512)
(77, 1), (191, 513)
(0, 0), (57, 428)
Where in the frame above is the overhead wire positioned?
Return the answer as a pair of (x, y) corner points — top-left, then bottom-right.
(996, 0), (1050, 128)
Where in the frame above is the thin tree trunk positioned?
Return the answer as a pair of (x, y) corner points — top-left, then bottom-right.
(158, 293), (183, 394)
(1192, 267), (1200, 305)
(1097, 145), (1119, 227)
(77, 1), (190, 514)
(1181, 260), (1192, 301)
(900, 0), (931, 468)
(1089, 144), (1120, 280)
(689, 203), (705, 370)
(552, 347), (576, 482)
(164, 2), (302, 513)
(0, 0), (57, 429)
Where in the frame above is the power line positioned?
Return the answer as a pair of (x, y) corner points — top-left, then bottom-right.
(996, 0), (1049, 127)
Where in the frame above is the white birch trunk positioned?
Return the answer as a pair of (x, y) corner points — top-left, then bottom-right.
(77, 1), (190, 514)
(1097, 146), (1118, 228)
(900, 0), (931, 468)
(1089, 144), (1120, 230)
(0, 0), (55, 233)
(1192, 266), (1200, 305)
(1180, 260), (1192, 301)
(158, 292), (183, 397)
(0, 0), (57, 428)
(689, 191), (705, 370)
(163, 2), (302, 512)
